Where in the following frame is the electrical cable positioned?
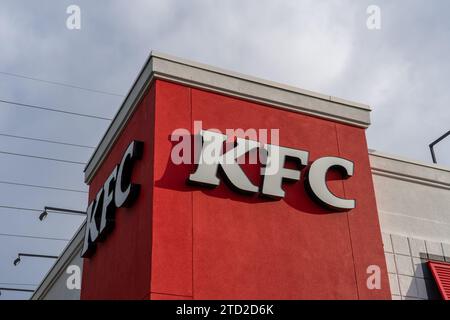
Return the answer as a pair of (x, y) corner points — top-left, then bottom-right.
(0, 282), (37, 287)
(0, 150), (86, 165)
(0, 205), (86, 217)
(0, 180), (87, 194)
(0, 233), (70, 241)
(0, 70), (124, 97)
(0, 98), (112, 121)
(0, 133), (95, 149)
(0, 205), (41, 212)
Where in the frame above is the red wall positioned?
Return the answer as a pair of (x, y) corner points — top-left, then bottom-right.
(150, 80), (390, 299)
(82, 79), (391, 300)
(81, 85), (155, 300)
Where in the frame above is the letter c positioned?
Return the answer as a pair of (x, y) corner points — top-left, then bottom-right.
(306, 156), (356, 210)
(114, 140), (143, 208)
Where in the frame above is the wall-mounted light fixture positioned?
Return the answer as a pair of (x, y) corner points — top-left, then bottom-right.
(13, 253), (58, 266)
(0, 287), (35, 296)
(39, 206), (86, 221)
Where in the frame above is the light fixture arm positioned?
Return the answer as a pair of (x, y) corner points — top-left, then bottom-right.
(44, 206), (86, 215)
(429, 130), (450, 164)
(13, 253), (59, 266)
(18, 253), (59, 259)
(39, 206), (86, 221)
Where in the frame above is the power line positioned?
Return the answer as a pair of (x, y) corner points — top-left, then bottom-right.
(0, 287), (34, 293)
(0, 179), (87, 194)
(0, 150), (86, 165)
(0, 233), (70, 242)
(0, 70), (124, 97)
(0, 133), (95, 149)
(0, 98), (112, 121)
(0, 205), (41, 212)
(0, 282), (37, 287)
(0, 205), (86, 217)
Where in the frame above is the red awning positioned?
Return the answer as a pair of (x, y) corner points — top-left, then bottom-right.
(428, 261), (450, 300)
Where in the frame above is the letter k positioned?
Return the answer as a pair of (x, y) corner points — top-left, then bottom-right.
(188, 130), (259, 193)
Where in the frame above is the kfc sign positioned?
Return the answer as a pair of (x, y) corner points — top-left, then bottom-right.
(82, 140), (143, 258)
(188, 130), (356, 211)
(83, 128), (356, 258)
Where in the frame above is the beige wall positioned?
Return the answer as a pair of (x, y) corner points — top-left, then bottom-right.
(31, 224), (84, 300)
(371, 150), (450, 300)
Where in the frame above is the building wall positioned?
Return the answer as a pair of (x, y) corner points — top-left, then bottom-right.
(382, 232), (450, 300)
(31, 224), (84, 300)
(75, 53), (388, 300)
(30, 53), (450, 300)
(371, 151), (450, 242)
(80, 83), (156, 300)
(34, 149), (450, 300)
(149, 80), (390, 300)
(39, 248), (83, 300)
(370, 151), (450, 300)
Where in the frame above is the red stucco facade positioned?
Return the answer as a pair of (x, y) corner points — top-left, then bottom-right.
(81, 79), (390, 300)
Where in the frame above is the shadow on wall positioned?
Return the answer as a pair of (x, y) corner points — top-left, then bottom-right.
(155, 135), (352, 216)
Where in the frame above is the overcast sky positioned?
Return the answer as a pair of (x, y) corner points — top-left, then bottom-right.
(0, 0), (449, 299)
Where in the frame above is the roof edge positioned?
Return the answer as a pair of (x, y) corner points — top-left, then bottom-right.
(84, 51), (373, 183)
(369, 150), (450, 189)
(151, 51), (371, 111)
(30, 222), (85, 300)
